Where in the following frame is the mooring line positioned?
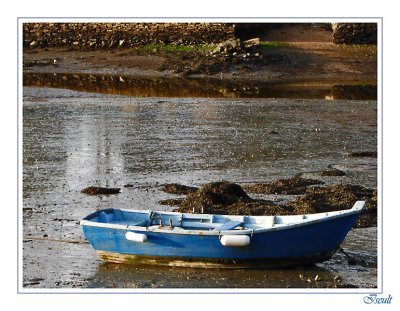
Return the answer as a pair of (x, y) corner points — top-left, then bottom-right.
(23, 236), (89, 244)
(339, 247), (359, 265)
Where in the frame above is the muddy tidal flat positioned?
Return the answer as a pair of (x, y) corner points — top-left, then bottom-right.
(22, 86), (377, 289)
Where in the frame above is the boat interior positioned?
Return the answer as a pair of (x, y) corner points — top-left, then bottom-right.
(85, 201), (364, 231)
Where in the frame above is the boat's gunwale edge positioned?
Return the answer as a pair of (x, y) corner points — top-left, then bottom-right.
(80, 201), (364, 236)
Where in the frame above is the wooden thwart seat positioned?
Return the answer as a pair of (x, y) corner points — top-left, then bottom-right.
(214, 220), (244, 231)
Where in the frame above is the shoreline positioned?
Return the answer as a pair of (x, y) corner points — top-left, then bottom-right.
(23, 40), (378, 101)
(23, 23), (377, 87)
(23, 39), (377, 88)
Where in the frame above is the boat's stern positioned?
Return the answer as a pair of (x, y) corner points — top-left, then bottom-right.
(351, 200), (366, 213)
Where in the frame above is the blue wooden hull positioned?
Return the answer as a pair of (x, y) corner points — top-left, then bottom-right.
(81, 207), (361, 268)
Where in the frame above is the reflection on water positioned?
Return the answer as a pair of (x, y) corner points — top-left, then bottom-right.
(89, 261), (339, 288)
(23, 72), (377, 100)
(328, 85), (377, 101)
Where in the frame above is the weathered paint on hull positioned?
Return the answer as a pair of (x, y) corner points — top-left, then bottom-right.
(82, 213), (359, 268)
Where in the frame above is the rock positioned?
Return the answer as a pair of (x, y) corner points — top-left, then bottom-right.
(332, 23), (377, 44)
(243, 37), (260, 48)
(81, 186), (121, 195)
(212, 38), (241, 54)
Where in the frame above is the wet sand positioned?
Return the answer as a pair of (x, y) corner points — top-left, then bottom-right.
(22, 87), (377, 289)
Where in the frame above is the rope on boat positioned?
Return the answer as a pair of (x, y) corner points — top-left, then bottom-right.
(23, 236), (89, 244)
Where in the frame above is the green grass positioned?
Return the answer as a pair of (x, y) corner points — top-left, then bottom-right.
(137, 42), (288, 54)
(137, 43), (215, 53)
(260, 41), (289, 49)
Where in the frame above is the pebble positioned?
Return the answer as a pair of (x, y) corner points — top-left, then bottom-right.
(334, 275), (342, 282)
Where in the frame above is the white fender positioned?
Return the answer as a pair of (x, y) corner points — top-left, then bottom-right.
(220, 235), (250, 247)
(125, 231), (147, 242)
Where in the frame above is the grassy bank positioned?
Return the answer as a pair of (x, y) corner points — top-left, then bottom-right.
(137, 43), (215, 53)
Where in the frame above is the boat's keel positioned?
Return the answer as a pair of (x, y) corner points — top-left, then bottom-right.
(96, 248), (338, 269)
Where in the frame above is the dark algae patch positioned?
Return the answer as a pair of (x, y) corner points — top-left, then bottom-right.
(81, 186), (121, 195)
(346, 151), (377, 158)
(167, 181), (284, 216)
(160, 179), (376, 228)
(158, 198), (185, 206)
(175, 180), (252, 213)
(317, 168), (346, 177)
(283, 184), (377, 228)
(159, 183), (198, 195)
(243, 177), (324, 195)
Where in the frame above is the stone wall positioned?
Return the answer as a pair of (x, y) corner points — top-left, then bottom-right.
(332, 23), (377, 44)
(23, 22), (378, 49)
(23, 23), (236, 49)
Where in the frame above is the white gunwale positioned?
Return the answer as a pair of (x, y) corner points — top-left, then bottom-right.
(80, 201), (365, 236)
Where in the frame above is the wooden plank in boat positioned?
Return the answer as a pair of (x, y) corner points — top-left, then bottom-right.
(214, 220), (244, 231)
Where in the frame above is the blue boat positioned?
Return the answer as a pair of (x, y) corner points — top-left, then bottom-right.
(80, 201), (364, 268)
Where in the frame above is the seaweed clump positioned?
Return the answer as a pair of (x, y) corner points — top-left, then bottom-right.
(168, 180), (292, 216)
(159, 183), (198, 195)
(81, 186), (121, 195)
(317, 168), (346, 177)
(282, 184), (377, 227)
(243, 177), (324, 195)
(159, 179), (377, 228)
